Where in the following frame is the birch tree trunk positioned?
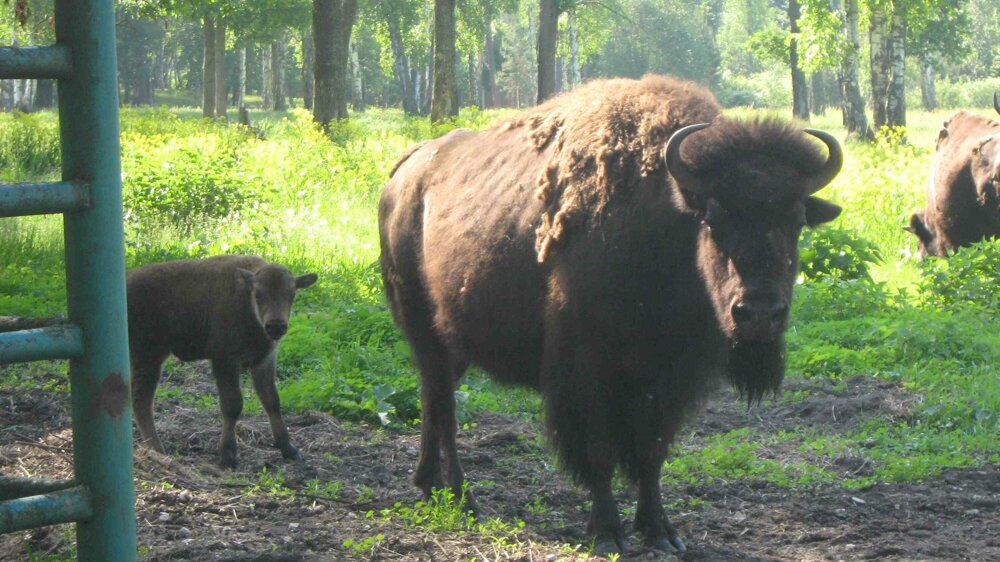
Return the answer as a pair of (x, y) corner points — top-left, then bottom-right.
(236, 47), (246, 108)
(568, 10), (581, 89)
(272, 37), (287, 111)
(303, 33), (314, 110)
(789, 0), (809, 120)
(350, 38), (364, 111)
(869, 6), (889, 130)
(886, 2), (906, 130)
(482, 11), (497, 108)
(214, 21), (226, 118)
(838, 0), (873, 140)
(203, 16), (216, 118)
(263, 45), (273, 110)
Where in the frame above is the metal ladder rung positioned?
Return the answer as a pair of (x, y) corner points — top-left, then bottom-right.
(0, 324), (84, 364)
(0, 476), (76, 501)
(0, 486), (92, 534)
(0, 181), (91, 218)
(0, 45), (72, 79)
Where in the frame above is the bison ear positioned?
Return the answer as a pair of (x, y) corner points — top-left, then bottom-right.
(295, 273), (318, 289)
(236, 268), (256, 287)
(803, 196), (841, 227)
(905, 212), (934, 246)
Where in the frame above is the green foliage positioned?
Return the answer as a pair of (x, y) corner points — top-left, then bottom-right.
(380, 486), (477, 531)
(934, 76), (1000, 110)
(798, 227), (882, 281)
(916, 240), (1000, 310)
(0, 112), (60, 181)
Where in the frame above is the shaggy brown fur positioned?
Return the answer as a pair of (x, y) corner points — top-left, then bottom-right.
(379, 74), (842, 555)
(127, 255), (316, 468)
(908, 109), (1000, 257)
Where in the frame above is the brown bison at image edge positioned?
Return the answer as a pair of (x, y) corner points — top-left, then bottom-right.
(126, 255), (317, 468)
(906, 92), (1000, 257)
(378, 75), (842, 555)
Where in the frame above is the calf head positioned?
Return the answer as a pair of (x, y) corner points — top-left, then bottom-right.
(238, 264), (318, 341)
(665, 120), (842, 344)
(906, 211), (943, 258)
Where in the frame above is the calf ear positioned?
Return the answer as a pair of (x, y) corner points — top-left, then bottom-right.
(804, 196), (842, 226)
(236, 268), (256, 287)
(295, 273), (318, 289)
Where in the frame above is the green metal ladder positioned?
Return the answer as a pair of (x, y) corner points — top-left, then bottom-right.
(0, 1), (136, 560)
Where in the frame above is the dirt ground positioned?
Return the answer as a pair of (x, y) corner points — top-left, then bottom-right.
(1, 366), (997, 561)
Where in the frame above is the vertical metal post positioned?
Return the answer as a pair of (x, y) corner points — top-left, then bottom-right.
(54, 1), (136, 560)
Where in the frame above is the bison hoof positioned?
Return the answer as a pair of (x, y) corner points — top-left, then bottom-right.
(594, 538), (630, 557)
(649, 535), (686, 554)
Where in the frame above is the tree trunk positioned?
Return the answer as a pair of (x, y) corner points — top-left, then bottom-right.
(482, 11), (497, 109)
(918, 53), (936, 111)
(203, 16), (216, 118)
(34, 79), (54, 108)
(214, 21), (226, 118)
(886, 1), (906, 130)
(236, 47), (246, 108)
(838, 0), (873, 140)
(272, 37), (287, 111)
(537, 0), (559, 103)
(262, 45), (273, 109)
(313, 0), (358, 126)
(350, 37), (364, 111)
(303, 33), (314, 110)
(788, 0), (809, 120)
(387, 15), (417, 114)
(431, 0), (458, 122)
(568, 10), (581, 89)
(468, 51), (480, 107)
(869, 6), (889, 130)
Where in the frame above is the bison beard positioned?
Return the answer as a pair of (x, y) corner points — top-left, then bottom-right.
(379, 74), (842, 555)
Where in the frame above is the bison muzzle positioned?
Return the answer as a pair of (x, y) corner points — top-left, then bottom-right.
(378, 75), (842, 555)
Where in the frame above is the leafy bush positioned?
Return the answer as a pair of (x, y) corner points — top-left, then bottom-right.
(916, 239), (1000, 310)
(798, 227), (882, 281)
(933, 77), (1000, 110)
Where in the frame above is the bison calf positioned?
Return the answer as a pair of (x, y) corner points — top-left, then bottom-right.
(127, 255), (317, 468)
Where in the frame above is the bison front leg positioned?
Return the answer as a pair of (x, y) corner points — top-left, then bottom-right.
(250, 351), (300, 460)
(212, 358), (243, 469)
(635, 461), (686, 554)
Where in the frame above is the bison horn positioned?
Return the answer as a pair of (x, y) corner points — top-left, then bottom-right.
(803, 128), (843, 194)
(664, 123), (711, 193)
(994, 91), (999, 116)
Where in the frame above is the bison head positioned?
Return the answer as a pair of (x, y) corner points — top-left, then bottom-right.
(238, 265), (318, 341)
(665, 120), (842, 344)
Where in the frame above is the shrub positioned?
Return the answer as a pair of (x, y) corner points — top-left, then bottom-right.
(798, 227), (882, 281)
(916, 239), (1000, 310)
(0, 112), (60, 180)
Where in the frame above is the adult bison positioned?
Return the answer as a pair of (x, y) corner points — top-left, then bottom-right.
(906, 93), (1000, 257)
(378, 75), (842, 555)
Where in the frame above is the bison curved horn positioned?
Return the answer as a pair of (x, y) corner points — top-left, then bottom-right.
(994, 91), (999, 116)
(803, 128), (843, 194)
(664, 123), (711, 193)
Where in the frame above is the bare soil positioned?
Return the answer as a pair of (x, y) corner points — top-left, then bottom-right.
(1, 367), (997, 561)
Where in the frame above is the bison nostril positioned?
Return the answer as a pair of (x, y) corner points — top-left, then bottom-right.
(731, 301), (787, 325)
(265, 322), (288, 338)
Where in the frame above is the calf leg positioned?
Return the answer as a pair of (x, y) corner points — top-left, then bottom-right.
(250, 351), (300, 460)
(211, 358), (243, 469)
(131, 353), (168, 453)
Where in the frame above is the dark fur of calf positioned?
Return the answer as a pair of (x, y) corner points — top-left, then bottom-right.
(126, 255), (316, 468)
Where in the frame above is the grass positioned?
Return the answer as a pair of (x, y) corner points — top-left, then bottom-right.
(0, 99), (997, 514)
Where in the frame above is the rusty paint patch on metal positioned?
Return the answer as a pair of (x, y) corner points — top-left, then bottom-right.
(98, 373), (128, 418)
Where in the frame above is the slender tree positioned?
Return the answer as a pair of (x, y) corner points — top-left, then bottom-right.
(202, 15), (216, 117)
(536, 0), (559, 103)
(838, 0), (873, 140)
(213, 20), (226, 117)
(788, 0), (809, 120)
(431, 0), (458, 121)
(313, 0), (358, 126)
